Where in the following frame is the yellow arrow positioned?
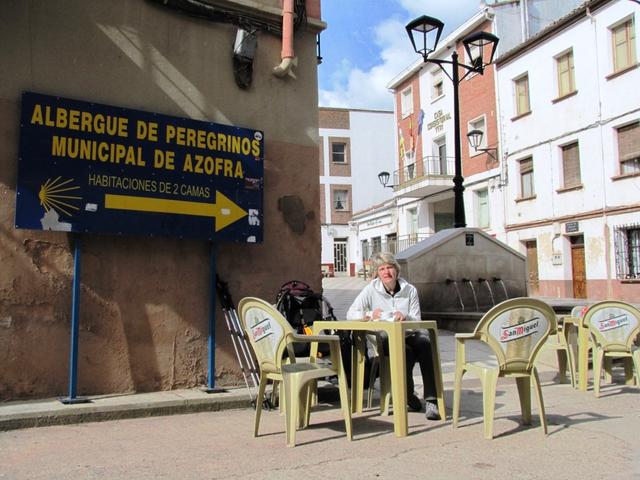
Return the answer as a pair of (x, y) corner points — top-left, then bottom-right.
(104, 191), (248, 232)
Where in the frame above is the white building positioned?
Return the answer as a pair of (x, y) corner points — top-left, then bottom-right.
(495, 0), (640, 301)
(319, 108), (395, 276)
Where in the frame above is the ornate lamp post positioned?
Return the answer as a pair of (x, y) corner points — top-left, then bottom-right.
(405, 15), (498, 228)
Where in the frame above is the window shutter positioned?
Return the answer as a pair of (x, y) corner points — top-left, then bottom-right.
(618, 122), (640, 162)
(562, 142), (581, 187)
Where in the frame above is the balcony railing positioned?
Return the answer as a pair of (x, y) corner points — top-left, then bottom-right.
(360, 234), (430, 279)
(393, 155), (455, 187)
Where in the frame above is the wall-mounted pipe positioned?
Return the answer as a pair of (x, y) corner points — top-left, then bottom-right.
(273, 0), (297, 78)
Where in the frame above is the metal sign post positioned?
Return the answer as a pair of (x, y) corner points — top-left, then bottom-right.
(203, 241), (225, 393)
(60, 235), (90, 404)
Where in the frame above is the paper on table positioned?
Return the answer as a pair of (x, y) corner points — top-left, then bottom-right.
(378, 311), (396, 322)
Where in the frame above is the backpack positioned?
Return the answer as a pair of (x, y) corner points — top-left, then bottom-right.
(275, 280), (335, 335)
(274, 280), (371, 388)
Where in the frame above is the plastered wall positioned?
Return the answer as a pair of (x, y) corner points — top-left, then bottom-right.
(0, 0), (323, 400)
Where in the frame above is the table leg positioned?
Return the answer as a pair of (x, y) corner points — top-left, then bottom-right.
(578, 325), (589, 391)
(428, 327), (446, 421)
(354, 333), (366, 414)
(388, 325), (408, 437)
(349, 337), (358, 414)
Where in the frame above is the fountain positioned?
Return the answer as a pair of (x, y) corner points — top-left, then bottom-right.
(479, 277), (496, 306)
(446, 278), (465, 311)
(462, 278), (479, 311)
(396, 228), (528, 332)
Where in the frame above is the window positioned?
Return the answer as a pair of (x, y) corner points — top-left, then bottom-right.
(361, 239), (370, 261)
(431, 70), (444, 99)
(519, 157), (534, 198)
(468, 116), (487, 155)
(514, 74), (530, 116)
(556, 50), (576, 97)
(371, 236), (382, 255)
(614, 224), (640, 279)
(561, 142), (581, 187)
(401, 86), (413, 118)
(611, 19), (636, 73)
(333, 190), (348, 210)
(432, 137), (447, 175)
(408, 208), (418, 240)
(617, 122), (640, 174)
(476, 188), (490, 228)
(331, 141), (347, 163)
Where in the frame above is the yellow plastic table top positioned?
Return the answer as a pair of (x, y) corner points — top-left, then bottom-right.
(312, 320), (445, 438)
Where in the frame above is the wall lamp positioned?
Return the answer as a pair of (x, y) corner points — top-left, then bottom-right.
(377, 171), (395, 189)
(467, 129), (498, 161)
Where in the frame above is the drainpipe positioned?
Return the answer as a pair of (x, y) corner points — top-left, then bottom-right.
(273, 0), (297, 78)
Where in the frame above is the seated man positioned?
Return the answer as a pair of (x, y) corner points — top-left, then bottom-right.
(346, 252), (440, 420)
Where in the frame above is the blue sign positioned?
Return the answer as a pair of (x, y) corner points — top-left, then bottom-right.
(15, 92), (264, 242)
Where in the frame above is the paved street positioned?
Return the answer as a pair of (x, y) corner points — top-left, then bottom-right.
(1, 277), (639, 479)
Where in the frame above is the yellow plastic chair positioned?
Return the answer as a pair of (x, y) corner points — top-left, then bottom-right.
(452, 298), (557, 439)
(542, 314), (576, 387)
(238, 297), (352, 447)
(581, 300), (640, 396)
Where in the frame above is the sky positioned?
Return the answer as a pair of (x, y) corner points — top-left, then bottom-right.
(318, 0), (485, 110)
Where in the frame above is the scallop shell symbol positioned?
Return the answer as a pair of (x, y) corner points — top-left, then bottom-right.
(38, 177), (82, 218)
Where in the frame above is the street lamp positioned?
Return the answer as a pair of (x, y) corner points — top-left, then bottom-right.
(377, 171), (395, 189)
(406, 16), (498, 228)
(467, 129), (498, 161)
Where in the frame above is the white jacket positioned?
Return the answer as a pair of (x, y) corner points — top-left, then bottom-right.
(346, 278), (421, 322)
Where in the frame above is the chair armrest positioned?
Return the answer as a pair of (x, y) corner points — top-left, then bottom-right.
(455, 333), (477, 341)
(288, 333), (340, 344)
(418, 320), (438, 328)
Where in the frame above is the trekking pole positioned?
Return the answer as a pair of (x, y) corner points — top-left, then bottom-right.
(215, 276), (264, 406)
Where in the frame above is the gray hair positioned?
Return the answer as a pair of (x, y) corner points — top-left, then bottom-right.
(370, 251), (401, 277)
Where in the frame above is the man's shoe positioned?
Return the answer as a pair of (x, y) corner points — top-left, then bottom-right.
(425, 401), (441, 421)
(407, 393), (422, 412)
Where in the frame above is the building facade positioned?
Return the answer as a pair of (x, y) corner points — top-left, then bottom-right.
(495, 0), (640, 301)
(0, 0), (325, 400)
(385, 8), (503, 241)
(319, 107), (394, 276)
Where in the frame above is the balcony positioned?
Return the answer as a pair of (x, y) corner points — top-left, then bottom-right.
(392, 155), (455, 198)
(360, 234), (430, 279)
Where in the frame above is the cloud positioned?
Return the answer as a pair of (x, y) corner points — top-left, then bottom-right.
(318, 1), (484, 110)
(319, 17), (418, 110)
(397, 0), (484, 23)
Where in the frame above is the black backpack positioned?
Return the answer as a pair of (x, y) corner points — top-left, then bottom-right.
(275, 280), (335, 334)
(274, 280), (371, 388)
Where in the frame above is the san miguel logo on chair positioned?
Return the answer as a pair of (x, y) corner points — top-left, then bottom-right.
(597, 313), (629, 332)
(251, 316), (274, 342)
(500, 317), (540, 342)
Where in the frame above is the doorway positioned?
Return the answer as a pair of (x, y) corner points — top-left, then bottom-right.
(333, 239), (347, 275)
(570, 235), (586, 298)
(525, 240), (539, 295)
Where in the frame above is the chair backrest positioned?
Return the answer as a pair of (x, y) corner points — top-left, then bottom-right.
(582, 300), (640, 352)
(238, 297), (293, 374)
(473, 297), (557, 372)
(571, 305), (588, 318)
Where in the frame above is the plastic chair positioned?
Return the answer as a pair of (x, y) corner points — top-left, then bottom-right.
(238, 297), (352, 447)
(452, 298), (557, 439)
(569, 304), (617, 390)
(581, 300), (640, 396)
(542, 313), (577, 387)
